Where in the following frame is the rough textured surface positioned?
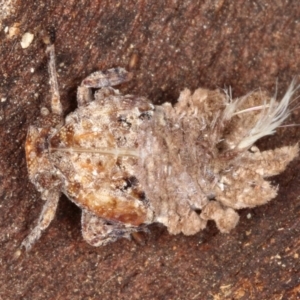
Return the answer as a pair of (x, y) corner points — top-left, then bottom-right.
(138, 86), (298, 236)
(23, 53), (298, 251)
(0, 1), (300, 299)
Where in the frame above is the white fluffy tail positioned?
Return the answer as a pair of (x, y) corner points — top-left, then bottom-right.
(224, 80), (298, 150)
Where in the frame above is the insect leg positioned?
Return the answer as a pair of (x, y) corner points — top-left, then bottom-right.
(81, 67), (133, 88)
(77, 68), (132, 106)
(21, 190), (60, 251)
(46, 44), (63, 115)
(81, 210), (139, 247)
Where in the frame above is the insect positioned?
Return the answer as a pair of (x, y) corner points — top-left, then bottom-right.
(22, 42), (298, 251)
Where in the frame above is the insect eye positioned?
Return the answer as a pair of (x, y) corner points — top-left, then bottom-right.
(40, 107), (50, 116)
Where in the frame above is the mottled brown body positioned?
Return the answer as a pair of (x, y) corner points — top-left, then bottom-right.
(136, 88), (298, 235)
(22, 44), (298, 250)
(49, 89), (154, 226)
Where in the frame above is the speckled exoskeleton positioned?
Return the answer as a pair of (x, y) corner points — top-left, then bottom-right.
(22, 43), (298, 250)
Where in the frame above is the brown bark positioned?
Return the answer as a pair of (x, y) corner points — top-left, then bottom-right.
(0, 1), (299, 299)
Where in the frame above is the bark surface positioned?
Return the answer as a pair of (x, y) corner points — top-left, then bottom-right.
(1, 1), (300, 299)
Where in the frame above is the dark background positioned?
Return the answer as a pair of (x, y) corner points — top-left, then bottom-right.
(0, 1), (299, 299)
